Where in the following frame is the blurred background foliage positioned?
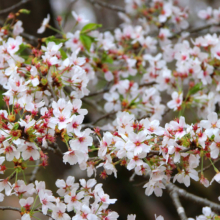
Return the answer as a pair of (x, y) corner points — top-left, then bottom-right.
(0, 0), (220, 219)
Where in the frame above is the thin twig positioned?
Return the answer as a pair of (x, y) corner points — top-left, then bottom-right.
(0, 206), (53, 218)
(53, 143), (63, 155)
(21, 32), (38, 44)
(146, 148), (191, 158)
(188, 24), (213, 34)
(92, 111), (116, 125)
(0, 0), (31, 15)
(83, 111), (116, 130)
(139, 82), (157, 88)
(45, 143), (63, 157)
(170, 23), (217, 40)
(162, 108), (171, 118)
(9, 172), (16, 181)
(62, 0), (78, 29)
(129, 172), (136, 182)
(198, 158), (220, 173)
(83, 81), (111, 98)
(53, 142), (63, 155)
(0, 206), (20, 212)
(83, 98), (105, 114)
(85, 88), (110, 97)
(87, 0), (125, 13)
(29, 159), (40, 183)
(86, 82), (155, 98)
(48, 81), (57, 102)
(138, 108), (170, 121)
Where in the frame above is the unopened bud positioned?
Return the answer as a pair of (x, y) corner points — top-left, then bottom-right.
(8, 13), (15, 19)
(31, 57), (38, 65)
(19, 9), (30, 14)
(41, 78), (48, 86)
(40, 65), (48, 75)
(56, 16), (62, 25)
(8, 114), (15, 122)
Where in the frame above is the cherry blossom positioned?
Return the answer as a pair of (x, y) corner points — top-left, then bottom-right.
(155, 215), (164, 220)
(37, 14), (50, 34)
(1, 2), (220, 220)
(56, 176), (79, 196)
(18, 142), (40, 160)
(167, 92), (183, 111)
(13, 20), (24, 36)
(71, 11), (89, 24)
(51, 201), (71, 220)
(198, 7), (212, 20)
(0, 178), (12, 196)
(39, 190), (56, 215)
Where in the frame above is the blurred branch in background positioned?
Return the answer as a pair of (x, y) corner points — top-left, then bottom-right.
(0, 0), (31, 15)
(87, 0), (125, 12)
(62, 0), (78, 28)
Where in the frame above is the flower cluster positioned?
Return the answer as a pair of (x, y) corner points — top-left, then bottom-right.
(0, 1), (220, 220)
(188, 206), (219, 220)
(3, 176), (120, 220)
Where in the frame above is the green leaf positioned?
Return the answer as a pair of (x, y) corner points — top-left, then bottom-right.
(79, 34), (95, 51)
(188, 82), (203, 95)
(129, 95), (139, 107)
(59, 49), (68, 60)
(16, 43), (31, 55)
(102, 52), (113, 64)
(0, 89), (4, 108)
(90, 145), (96, 149)
(43, 36), (67, 45)
(210, 134), (215, 141)
(13, 123), (19, 130)
(81, 23), (102, 34)
(104, 56), (113, 64)
(119, 94), (124, 101)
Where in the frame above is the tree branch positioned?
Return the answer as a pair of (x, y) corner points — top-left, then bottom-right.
(87, 0), (125, 12)
(0, 206), (20, 212)
(21, 32), (38, 44)
(0, 0), (31, 15)
(139, 82), (157, 88)
(85, 82), (156, 98)
(166, 184), (187, 220)
(188, 24), (213, 34)
(0, 206), (53, 218)
(146, 148), (191, 159)
(177, 187), (220, 213)
(86, 88), (110, 98)
(168, 182), (220, 213)
(62, 0), (78, 29)
(91, 111), (116, 125)
(83, 98), (105, 114)
(29, 159), (40, 183)
(45, 143), (63, 157)
(170, 23), (218, 40)
(52, 142), (63, 156)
